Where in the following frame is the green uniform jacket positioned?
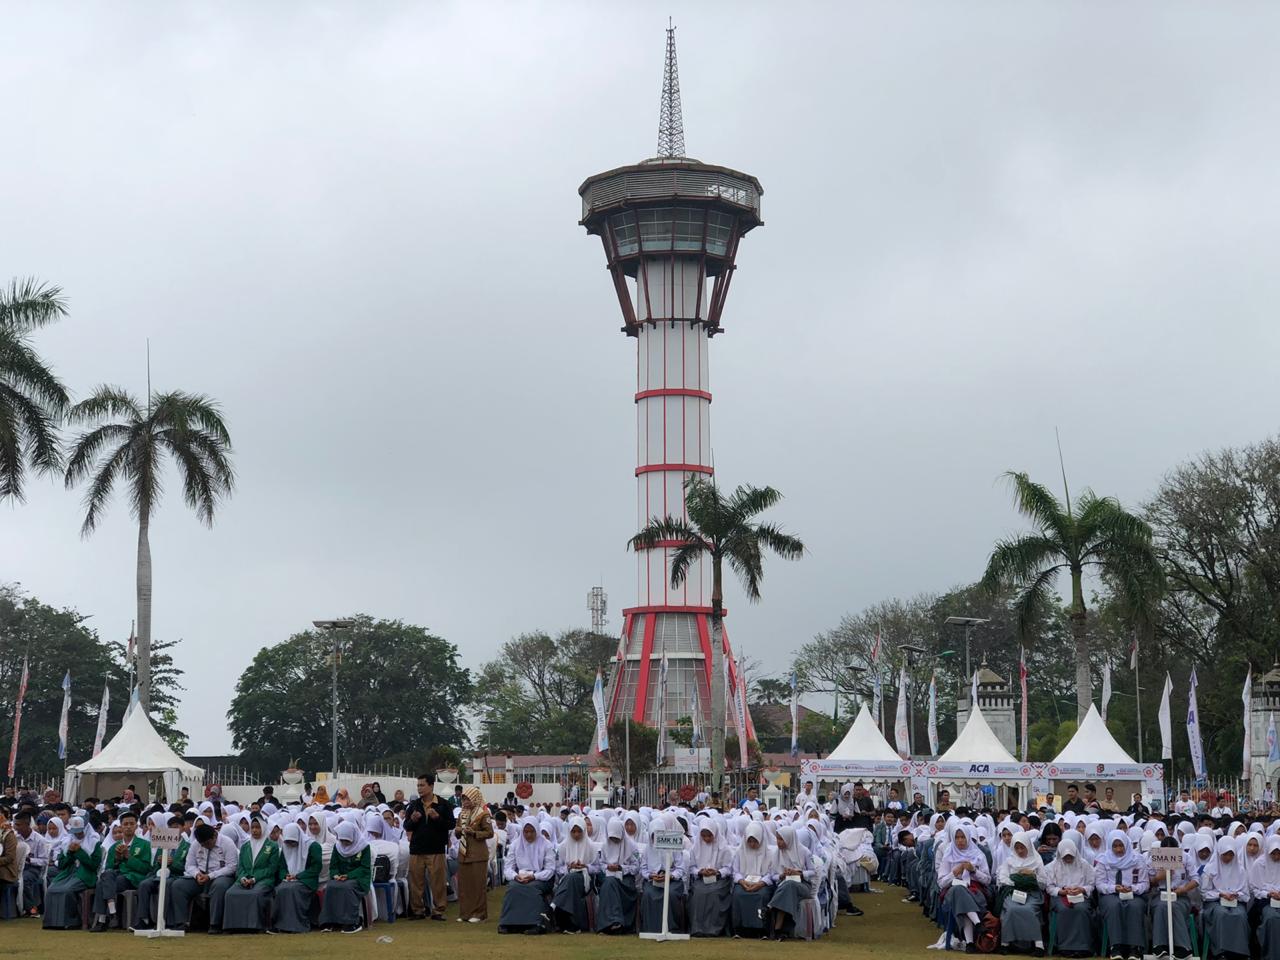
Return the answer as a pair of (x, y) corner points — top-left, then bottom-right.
(52, 843), (104, 887)
(146, 838), (190, 877)
(235, 840), (280, 891)
(276, 842), (322, 891)
(107, 836), (153, 886)
(328, 847), (372, 895)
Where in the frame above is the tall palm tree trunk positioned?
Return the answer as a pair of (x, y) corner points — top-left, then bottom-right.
(136, 514), (153, 711)
(1071, 568), (1089, 722)
(709, 558), (726, 795)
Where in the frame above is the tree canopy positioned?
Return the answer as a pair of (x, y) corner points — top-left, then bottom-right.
(226, 615), (471, 775)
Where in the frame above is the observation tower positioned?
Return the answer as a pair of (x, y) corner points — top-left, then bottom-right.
(580, 25), (759, 755)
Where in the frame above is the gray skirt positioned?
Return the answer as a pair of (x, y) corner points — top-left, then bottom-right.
(1204, 899), (1252, 956)
(639, 878), (686, 933)
(594, 874), (636, 932)
(733, 882), (774, 933)
(1149, 892), (1190, 951)
(318, 878), (364, 927)
(551, 870), (592, 931)
(687, 875), (732, 937)
(945, 881), (988, 917)
(768, 878), (812, 925)
(43, 876), (89, 929)
(500, 878), (551, 929)
(1097, 892), (1146, 948)
(272, 880), (314, 933)
(1000, 890), (1044, 945)
(1049, 893), (1095, 952)
(222, 882), (273, 931)
(1257, 903), (1280, 960)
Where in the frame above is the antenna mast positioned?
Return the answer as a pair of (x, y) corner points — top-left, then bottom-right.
(657, 19), (685, 158)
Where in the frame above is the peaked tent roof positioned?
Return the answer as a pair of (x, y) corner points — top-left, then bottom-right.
(828, 704), (903, 761)
(939, 705), (1018, 763)
(72, 705), (203, 778)
(1052, 704), (1136, 764)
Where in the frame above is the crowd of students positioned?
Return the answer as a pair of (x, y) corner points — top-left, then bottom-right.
(875, 785), (1280, 960)
(0, 773), (880, 940)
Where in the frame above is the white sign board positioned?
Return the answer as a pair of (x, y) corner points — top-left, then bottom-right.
(1149, 848), (1184, 870)
(650, 830), (685, 851)
(149, 827), (182, 851)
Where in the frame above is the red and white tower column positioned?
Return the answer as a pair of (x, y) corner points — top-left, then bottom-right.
(579, 25), (759, 756)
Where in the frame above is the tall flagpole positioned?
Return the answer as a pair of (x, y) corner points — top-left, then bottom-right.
(1134, 631), (1143, 763)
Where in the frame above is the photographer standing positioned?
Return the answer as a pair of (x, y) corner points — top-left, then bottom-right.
(404, 773), (455, 920)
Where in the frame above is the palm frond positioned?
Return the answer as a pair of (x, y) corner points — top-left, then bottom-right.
(725, 549), (763, 602)
(753, 522), (805, 560)
(67, 386), (142, 425)
(0, 277), (68, 332)
(63, 423), (134, 487)
(1001, 471), (1072, 543)
(0, 382), (62, 499)
(628, 516), (706, 552)
(76, 439), (133, 535)
(981, 534), (1067, 592)
(1012, 565), (1059, 639)
(727, 483), (784, 521)
(668, 542), (705, 590)
(0, 328), (70, 412)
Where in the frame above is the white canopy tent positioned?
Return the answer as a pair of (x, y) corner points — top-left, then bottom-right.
(64, 706), (204, 804)
(939, 705), (1018, 764)
(1052, 704), (1135, 764)
(828, 704), (903, 761)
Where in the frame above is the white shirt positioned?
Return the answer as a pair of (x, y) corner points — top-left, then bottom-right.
(185, 833), (240, 880)
(1174, 800), (1197, 815)
(1211, 805), (1234, 818)
(16, 829), (47, 867)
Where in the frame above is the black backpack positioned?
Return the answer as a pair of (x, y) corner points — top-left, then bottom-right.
(373, 854), (391, 884)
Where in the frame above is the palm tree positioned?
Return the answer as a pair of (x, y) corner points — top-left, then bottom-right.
(0, 278), (69, 502)
(981, 471), (1162, 722)
(629, 477), (804, 790)
(65, 387), (235, 710)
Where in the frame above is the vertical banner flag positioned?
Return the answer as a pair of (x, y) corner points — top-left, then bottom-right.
(127, 622), (136, 662)
(1268, 711), (1279, 763)
(6, 657), (29, 779)
(789, 670), (799, 759)
(1018, 646), (1028, 761)
(971, 669), (980, 709)
(894, 666), (910, 758)
(927, 673), (939, 755)
(871, 631), (882, 729)
(57, 671), (72, 761)
(93, 682), (111, 757)
(689, 678), (703, 749)
(655, 654), (669, 767)
(592, 669), (609, 752)
(735, 661), (750, 767)
(1187, 667), (1205, 780)
(1159, 672), (1174, 759)
(1129, 634), (1139, 670)
(1242, 665), (1253, 781)
(1101, 659), (1113, 722)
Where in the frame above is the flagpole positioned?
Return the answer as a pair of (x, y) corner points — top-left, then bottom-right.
(1134, 632), (1143, 763)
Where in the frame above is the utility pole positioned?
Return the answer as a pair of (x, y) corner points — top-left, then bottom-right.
(313, 619), (355, 775)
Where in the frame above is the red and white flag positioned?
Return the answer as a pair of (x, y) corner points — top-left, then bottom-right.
(1129, 635), (1138, 671)
(126, 622), (136, 662)
(7, 657), (29, 779)
(1018, 646), (1029, 762)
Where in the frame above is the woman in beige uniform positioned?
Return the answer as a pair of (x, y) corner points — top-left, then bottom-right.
(455, 786), (494, 922)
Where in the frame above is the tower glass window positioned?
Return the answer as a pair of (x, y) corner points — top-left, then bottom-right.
(610, 213), (639, 256)
(706, 211), (735, 256)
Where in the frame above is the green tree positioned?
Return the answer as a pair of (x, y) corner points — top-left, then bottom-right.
(226, 615), (472, 775)
(0, 584), (187, 772)
(752, 676), (791, 706)
(474, 629), (616, 755)
(607, 719), (659, 777)
(64, 388), (235, 712)
(981, 471), (1163, 722)
(797, 709), (838, 755)
(629, 477), (804, 790)
(0, 278), (68, 502)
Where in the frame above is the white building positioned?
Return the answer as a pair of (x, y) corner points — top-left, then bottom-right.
(955, 661), (1018, 758)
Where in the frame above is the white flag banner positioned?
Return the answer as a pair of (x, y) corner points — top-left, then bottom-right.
(689, 677), (703, 749)
(1101, 660), (1113, 722)
(971, 670), (980, 708)
(1242, 665), (1253, 781)
(592, 669), (609, 753)
(894, 667), (910, 758)
(655, 654), (669, 767)
(789, 670), (799, 759)
(92, 682), (111, 757)
(927, 673), (939, 756)
(1159, 673), (1174, 759)
(1269, 711), (1279, 763)
(734, 661), (749, 767)
(1187, 668), (1205, 780)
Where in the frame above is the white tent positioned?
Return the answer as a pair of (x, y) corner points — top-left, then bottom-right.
(939, 705), (1018, 764)
(65, 706), (203, 804)
(1052, 704), (1136, 764)
(828, 704), (902, 761)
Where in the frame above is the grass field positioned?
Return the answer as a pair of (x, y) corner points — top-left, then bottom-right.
(0, 885), (937, 959)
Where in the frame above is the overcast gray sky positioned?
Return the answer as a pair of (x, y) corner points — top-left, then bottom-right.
(3, 2), (1278, 755)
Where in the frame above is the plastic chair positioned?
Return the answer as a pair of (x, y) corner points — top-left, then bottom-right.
(115, 889), (137, 929)
(372, 882), (396, 923)
(79, 889), (94, 929)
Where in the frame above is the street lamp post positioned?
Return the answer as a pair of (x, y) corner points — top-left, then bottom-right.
(313, 619), (355, 777)
(900, 643), (926, 756)
(944, 616), (990, 682)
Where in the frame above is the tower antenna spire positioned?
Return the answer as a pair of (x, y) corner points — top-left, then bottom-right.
(657, 18), (685, 158)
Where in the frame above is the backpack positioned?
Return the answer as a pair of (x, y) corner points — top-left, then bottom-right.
(974, 912), (1001, 953)
(373, 854), (391, 884)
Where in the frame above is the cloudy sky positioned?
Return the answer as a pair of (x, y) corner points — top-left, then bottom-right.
(3, 2), (1277, 755)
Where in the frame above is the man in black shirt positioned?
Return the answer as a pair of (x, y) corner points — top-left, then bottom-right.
(1061, 783), (1087, 815)
(403, 773), (455, 920)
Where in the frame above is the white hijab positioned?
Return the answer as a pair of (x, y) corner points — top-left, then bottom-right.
(1048, 836), (1094, 889)
(691, 819), (729, 871)
(558, 816), (598, 866)
(603, 818), (637, 866)
(334, 821), (369, 858)
(281, 822), (314, 876)
(734, 822), (776, 878)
